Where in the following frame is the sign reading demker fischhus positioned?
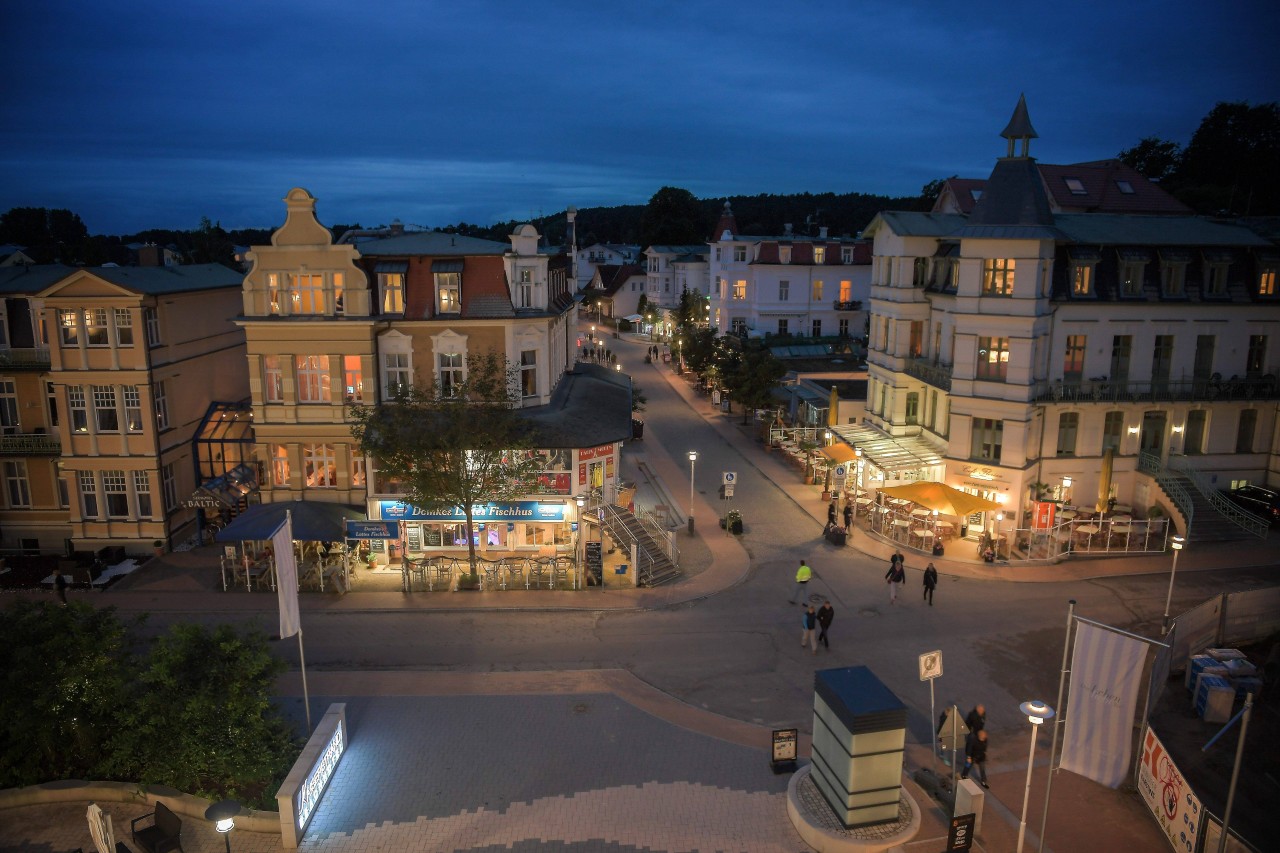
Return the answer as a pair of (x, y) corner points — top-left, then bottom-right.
(376, 500), (567, 522)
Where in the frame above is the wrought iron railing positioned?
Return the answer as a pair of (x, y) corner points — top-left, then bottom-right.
(1034, 375), (1279, 404)
(1164, 455), (1270, 539)
(0, 433), (61, 455)
(1138, 451), (1194, 529)
(832, 300), (862, 311)
(0, 347), (51, 370)
(904, 357), (953, 392)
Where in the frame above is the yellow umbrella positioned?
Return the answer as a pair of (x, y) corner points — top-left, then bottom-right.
(878, 482), (1001, 516)
(828, 386), (840, 427)
(821, 443), (858, 464)
(1096, 447), (1114, 513)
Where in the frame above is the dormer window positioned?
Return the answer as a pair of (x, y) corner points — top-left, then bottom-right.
(1117, 250), (1149, 297)
(841, 247), (853, 264)
(1067, 248), (1099, 297)
(779, 246), (792, 264)
(376, 263), (407, 314)
(913, 258), (929, 287)
(1064, 178), (1087, 195)
(1115, 180), (1135, 194)
(433, 261), (463, 314)
(970, 190), (983, 202)
(517, 268), (534, 308)
(1159, 250), (1190, 298)
(288, 273), (324, 314)
(813, 247), (826, 264)
(734, 246), (746, 262)
(1259, 258), (1278, 296)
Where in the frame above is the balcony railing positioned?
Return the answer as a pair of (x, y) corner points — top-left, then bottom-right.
(0, 347), (51, 371)
(1033, 375), (1279, 404)
(832, 300), (862, 311)
(904, 357), (953, 392)
(0, 433), (62, 455)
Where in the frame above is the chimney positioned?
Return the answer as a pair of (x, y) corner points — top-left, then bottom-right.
(784, 223), (793, 237)
(138, 244), (162, 267)
(819, 226), (829, 239)
(390, 219), (404, 236)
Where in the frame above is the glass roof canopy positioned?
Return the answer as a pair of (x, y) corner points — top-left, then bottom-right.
(193, 400), (257, 505)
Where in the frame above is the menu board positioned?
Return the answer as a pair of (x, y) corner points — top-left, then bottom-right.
(405, 526), (422, 551)
(585, 542), (603, 586)
(424, 529), (442, 547)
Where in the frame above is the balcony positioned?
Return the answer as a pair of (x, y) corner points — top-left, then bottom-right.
(0, 432), (62, 455)
(1033, 375), (1280, 404)
(0, 347), (51, 371)
(832, 300), (862, 311)
(904, 357), (953, 392)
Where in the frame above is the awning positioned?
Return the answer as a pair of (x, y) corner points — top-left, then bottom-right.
(374, 261), (408, 273)
(830, 424), (943, 475)
(432, 260), (464, 273)
(623, 313), (643, 322)
(878, 482), (1000, 516)
(821, 443), (858, 464)
(215, 500), (366, 543)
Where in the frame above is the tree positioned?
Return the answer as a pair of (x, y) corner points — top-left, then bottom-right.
(635, 293), (649, 318)
(683, 327), (717, 376)
(188, 216), (237, 268)
(639, 186), (707, 249)
(728, 346), (786, 423)
(349, 350), (543, 576)
(1118, 137), (1182, 182)
(1176, 101), (1280, 215)
(918, 176), (955, 210)
(674, 286), (704, 332)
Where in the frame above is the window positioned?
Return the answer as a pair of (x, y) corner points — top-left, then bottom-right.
(841, 247), (853, 264)
(289, 273), (324, 314)
(332, 272), (345, 313)
(1116, 180), (1135, 194)
(379, 273), (405, 313)
(1064, 177), (1087, 195)
(264, 356), (283, 402)
(1119, 261), (1145, 296)
(1246, 335), (1267, 376)
(779, 246), (792, 264)
(154, 381), (169, 430)
(295, 355), (331, 403)
(436, 272), (461, 313)
(123, 386), (143, 432)
(46, 381), (58, 427)
(518, 269), (534, 308)
(970, 418), (1003, 462)
(272, 445), (290, 487)
(913, 257), (929, 287)
(103, 470), (129, 517)
(352, 455), (367, 488)
(777, 319), (789, 336)
(812, 280), (824, 300)
(1236, 409), (1257, 453)
(69, 386), (88, 433)
(1064, 335), (1086, 382)
(343, 355), (364, 403)
(928, 389), (938, 430)
(59, 309), (79, 345)
(113, 308), (133, 345)
(732, 280), (746, 300)
(1102, 411), (1124, 453)
(734, 246), (746, 262)
(520, 350), (537, 398)
(161, 462), (177, 512)
(267, 273), (282, 314)
(144, 308), (161, 346)
(1193, 335), (1215, 381)
(303, 443), (336, 487)
(79, 471), (98, 518)
(778, 280), (789, 301)
(839, 280), (852, 301)
(383, 352), (411, 397)
(976, 337), (1009, 381)
(1183, 410), (1207, 455)
(1205, 264), (1229, 297)
(1110, 335), (1132, 382)
(1056, 412), (1079, 456)
(1260, 267), (1277, 297)
(981, 259), (1015, 296)
(838, 318), (849, 337)
(1072, 265), (1093, 296)
(812, 319), (821, 337)
(714, 247), (721, 262)
(909, 321), (923, 358)
(905, 392), (919, 425)
(57, 476), (69, 509)
(438, 352), (463, 398)
(1151, 336), (1174, 386)
(93, 385), (118, 432)
(5, 460), (30, 507)
(813, 247), (826, 264)
(0, 379), (17, 435)
(85, 309), (109, 346)
(1161, 263), (1186, 297)
(134, 470), (152, 518)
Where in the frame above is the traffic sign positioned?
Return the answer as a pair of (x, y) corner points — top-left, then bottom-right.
(722, 471), (737, 485)
(919, 650), (943, 681)
(723, 484), (734, 498)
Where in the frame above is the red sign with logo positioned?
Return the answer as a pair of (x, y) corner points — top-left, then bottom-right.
(1032, 501), (1056, 530)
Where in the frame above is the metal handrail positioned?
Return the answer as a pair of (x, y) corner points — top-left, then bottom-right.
(1034, 375), (1279, 404)
(0, 433), (62, 455)
(1138, 451), (1194, 530)
(1164, 456), (1270, 538)
(904, 357), (953, 392)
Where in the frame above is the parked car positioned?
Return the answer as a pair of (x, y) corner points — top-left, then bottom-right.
(1222, 484), (1280, 525)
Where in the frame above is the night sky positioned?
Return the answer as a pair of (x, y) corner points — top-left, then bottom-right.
(2, 0), (1277, 236)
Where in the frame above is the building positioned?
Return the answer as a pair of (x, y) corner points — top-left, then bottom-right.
(574, 243), (641, 292)
(708, 202), (872, 340)
(239, 189), (631, 565)
(858, 96), (1279, 543)
(644, 244), (710, 319)
(0, 261), (247, 555)
(584, 264), (646, 320)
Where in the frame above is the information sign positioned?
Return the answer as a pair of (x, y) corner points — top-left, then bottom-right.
(770, 727), (798, 774)
(1137, 727), (1201, 852)
(722, 471), (737, 485)
(919, 650), (943, 681)
(723, 484), (734, 498)
(585, 542), (603, 586)
(947, 813), (976, 850)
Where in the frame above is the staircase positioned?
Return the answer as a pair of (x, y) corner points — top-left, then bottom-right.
(1140, 453), (1269, 542)
(600, 503), (681, 587)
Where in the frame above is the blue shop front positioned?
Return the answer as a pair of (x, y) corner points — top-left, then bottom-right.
(364, 498), (578, 562)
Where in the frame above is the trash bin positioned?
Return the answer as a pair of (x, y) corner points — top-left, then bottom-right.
(631, 418), (644, 439)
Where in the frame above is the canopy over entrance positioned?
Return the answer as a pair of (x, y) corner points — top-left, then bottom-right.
(215, 500), (365, 543)
(877, 482), (1001, 516)
(821, 443), (858, 464)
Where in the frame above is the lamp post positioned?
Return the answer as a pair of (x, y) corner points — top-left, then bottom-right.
(687, 450), (697, 535)
(1161, 534), (1186, 636)
(205, 799), (240, 853)
(854, 449), (864, 518)
(1016, 701), (1055, 853)
(575, 496), (586, 587)
(996, 512), (1004, 559)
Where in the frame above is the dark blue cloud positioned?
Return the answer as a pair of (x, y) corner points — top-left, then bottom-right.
(1, 0), (1276, 234)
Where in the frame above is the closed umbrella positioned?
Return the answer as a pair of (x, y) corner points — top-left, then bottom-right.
(828, 386), (840, 427)
(1096, 447), (1114, 513)
(87, 803), (115, 853)
(877, 482), (1002, 517)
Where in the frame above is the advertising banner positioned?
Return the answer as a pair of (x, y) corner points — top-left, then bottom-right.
(1059, 620), (1148, 787)
(1032, 501), (1056, 530)
(1136, 727), (1201, 852)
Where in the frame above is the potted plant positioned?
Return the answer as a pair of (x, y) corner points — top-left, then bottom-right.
(726, 509), (743, 535)
(152, 540), (164, 557)
(457, 570), (481, 590)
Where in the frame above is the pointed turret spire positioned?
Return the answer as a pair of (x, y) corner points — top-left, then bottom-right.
(1000, 94), (1039, 158)
(712, 201), (738, 240)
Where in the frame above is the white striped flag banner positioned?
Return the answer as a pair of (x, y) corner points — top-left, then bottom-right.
(1059, 620), (1149, 787)
(272, 512), (301, 639)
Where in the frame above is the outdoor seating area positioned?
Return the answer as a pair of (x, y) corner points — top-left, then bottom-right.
(399, 554), (580, 592)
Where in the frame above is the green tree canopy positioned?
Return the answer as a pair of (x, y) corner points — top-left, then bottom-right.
(640, 186), (708, 249)
(1118, 137), (1182, 182)
(349, 350), (543, 574)
(728, 345), (786, 423)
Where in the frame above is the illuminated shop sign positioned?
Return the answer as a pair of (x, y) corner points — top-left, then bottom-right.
(296, 720), (344, 830)
(377, 500), (566, 522)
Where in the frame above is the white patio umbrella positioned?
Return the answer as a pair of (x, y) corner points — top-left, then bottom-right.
(87, 802), (115, 853)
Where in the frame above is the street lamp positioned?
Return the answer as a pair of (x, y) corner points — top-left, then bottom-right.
(205, 799), (240, 853)
(687, 450), (698, 534)
(575, 496), (586, 586)
(1016, 701), (1055, 853)
(853, 449), (864, 517)
(1161, 534), (1186, 636)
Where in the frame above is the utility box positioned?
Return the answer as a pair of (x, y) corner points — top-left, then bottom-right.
(810, 666), (908, 827)
(954, 778), (985, 837)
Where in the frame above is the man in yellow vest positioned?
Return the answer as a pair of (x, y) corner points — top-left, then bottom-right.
(790, 559), (813, 604)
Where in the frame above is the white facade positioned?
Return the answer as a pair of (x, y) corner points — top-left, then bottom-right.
(575, 243), (640, 291)
(644, 245), (710, 311)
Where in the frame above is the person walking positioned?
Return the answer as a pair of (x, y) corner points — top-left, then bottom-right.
(922, 562), (938, 606)
(801, 605), (818, 655)
(816, 599), (835, 649)
(965, 703), (987, 738)
(885, 554), (905, 604)
(54, 569), (68, 606)
(790, 559), (813, 604)
(961, 729), (990, 788)
(827, 501), (837, 528)
(842, 501), (853, 530)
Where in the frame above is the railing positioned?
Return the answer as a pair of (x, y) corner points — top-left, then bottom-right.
(904, 357), (953, 392)
(1033, 375), (1279, 404)
(1138, 451), (1194, 529)
(0, 347), (51, 370)
(832, 300), (862, 311)
(1164, 455), (1270, 539)
(0, 433), (61, 455)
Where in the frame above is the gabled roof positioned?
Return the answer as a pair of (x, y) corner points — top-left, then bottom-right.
(22, 263), (242, 297)
(863, 212), (969, 239)
(357, 232), (509, 256)
(0, 263), (76, 294)
(937, 162), (1191, 216)
(595, 264), (644, 297)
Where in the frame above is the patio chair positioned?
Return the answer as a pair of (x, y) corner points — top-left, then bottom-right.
(479, 558), (502, 590)
(551, 557), (573, 589)
(526, 558), (552, 589)
(501, 558), (526, 590)
(429, 559), (455, 591)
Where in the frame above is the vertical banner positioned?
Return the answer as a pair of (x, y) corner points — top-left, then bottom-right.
(273, 514), (301, 638)
(1136, 727), (1201, 853)
(1059, 620), (1148, 787)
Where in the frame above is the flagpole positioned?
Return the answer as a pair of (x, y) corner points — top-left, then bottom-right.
(1038, 599), (1075, 853)
(298, 628), (311, 732)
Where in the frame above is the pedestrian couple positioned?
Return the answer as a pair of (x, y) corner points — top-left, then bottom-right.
(960, 704), (990, 788)
(801, 599), (835, 654)
(884, 552), (940, 606)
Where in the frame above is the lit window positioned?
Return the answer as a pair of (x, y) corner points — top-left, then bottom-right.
(732, 280), (746, 300)
(134, 470), (152, 518)
(295, 355), (331, 403)
(520, 350), (537, 398)
(438, 352), (463, 398)
(436, 272), (461, 314)
(976, 337), (1009, 381)
(303, 443), (336, 488)
(114, 309), (133, 346)
(267, 273), (282, 315)
(379, 273), (405, 314)
(4, 460), (30, 508)
(272, 445), (290, 487)
(79, 471), (99, 518)
(59, 309), (79, 346)
(93, 385), (118, 432)
(812, 280), (824, 300)
(103, 470), (129, 517)
(1072, 265), (1093, 296)
(1260, 268), (1277, 297)
(85, 309), (109, 346)
(69, 386), (88, 433)
(981, 259), (1015, 296)
(1064, 335), (1087, 381)
(1064, 178), (1087, 195)
(813, 247), (826, 264)
(333, 272), (345, 314)
(344, 355), (364, 403)
(351, 456), (367, 488)
(779, 246), (792, 264)
(123, 386), (143, 432)
(288, 274), (324, 314)
(154, 381), (169, 430)
(263, 356), (283, 403)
